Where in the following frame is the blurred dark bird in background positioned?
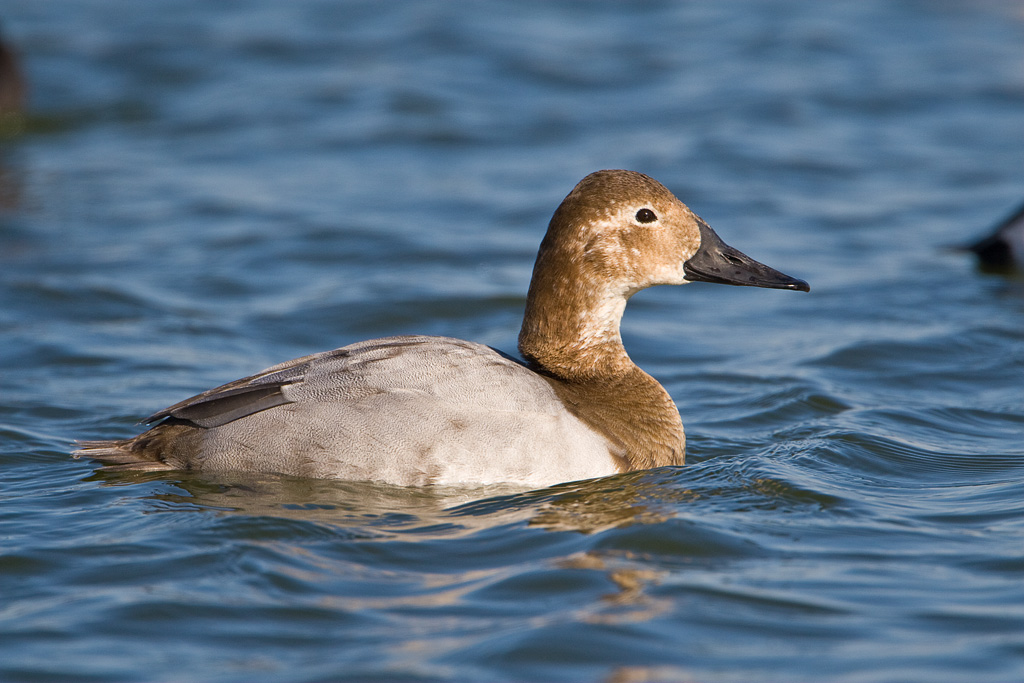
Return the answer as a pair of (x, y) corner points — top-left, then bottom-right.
(964, 202), (1024, 272)
(0, 23), (26, 123)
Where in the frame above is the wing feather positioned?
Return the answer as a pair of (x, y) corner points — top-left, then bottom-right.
(144, 350), (349, 427)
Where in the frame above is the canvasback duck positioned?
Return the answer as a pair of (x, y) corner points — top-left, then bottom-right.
(964, 201), (1024, 271)
(74, 170), (809, 487)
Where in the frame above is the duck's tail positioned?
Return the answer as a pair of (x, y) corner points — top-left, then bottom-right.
(72, 437), (177, 472)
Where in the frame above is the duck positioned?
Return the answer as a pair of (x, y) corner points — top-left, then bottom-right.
(964, 201), (1024, 271)
(74, 170), (809, 487)
(0, 24), (26, 118)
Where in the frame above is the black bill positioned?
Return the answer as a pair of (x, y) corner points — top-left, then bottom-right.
(683, 220), (810, 292)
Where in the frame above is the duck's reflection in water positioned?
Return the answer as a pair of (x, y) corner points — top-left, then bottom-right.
(87, 466), (695, 538)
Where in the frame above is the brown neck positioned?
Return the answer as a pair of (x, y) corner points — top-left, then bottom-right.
(517, 218), (634, 380)
(517, 241), (685, 471)
(518, 287), (632, 381)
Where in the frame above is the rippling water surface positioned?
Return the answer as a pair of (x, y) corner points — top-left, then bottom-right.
(2, 1), (1023, 681)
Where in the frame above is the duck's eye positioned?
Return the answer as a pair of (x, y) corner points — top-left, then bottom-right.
(635, 208), (657, 223)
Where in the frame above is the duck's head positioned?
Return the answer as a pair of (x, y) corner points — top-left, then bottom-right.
(520, 170), (808, 375)
(538, 169), (809, 296)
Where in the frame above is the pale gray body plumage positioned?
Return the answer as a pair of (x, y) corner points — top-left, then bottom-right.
(137, 335), (618, 487)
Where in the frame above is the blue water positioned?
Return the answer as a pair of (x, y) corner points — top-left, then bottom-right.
(2, 1), (1023, 681)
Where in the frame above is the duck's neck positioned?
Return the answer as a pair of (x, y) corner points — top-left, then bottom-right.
(518, 278), (634, 380)
(517, 260), (685, 470)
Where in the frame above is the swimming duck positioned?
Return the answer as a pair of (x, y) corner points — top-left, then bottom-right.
(0, 24), (26, 118)
(74, 170), (809, 487)
(964, 201), (1024, 271)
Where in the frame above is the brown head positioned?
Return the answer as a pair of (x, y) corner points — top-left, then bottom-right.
(518, 170), (807, 380)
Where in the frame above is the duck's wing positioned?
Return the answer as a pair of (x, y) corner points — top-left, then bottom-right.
(145, 349), (343, 428)
(144, 335), (489, 429)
